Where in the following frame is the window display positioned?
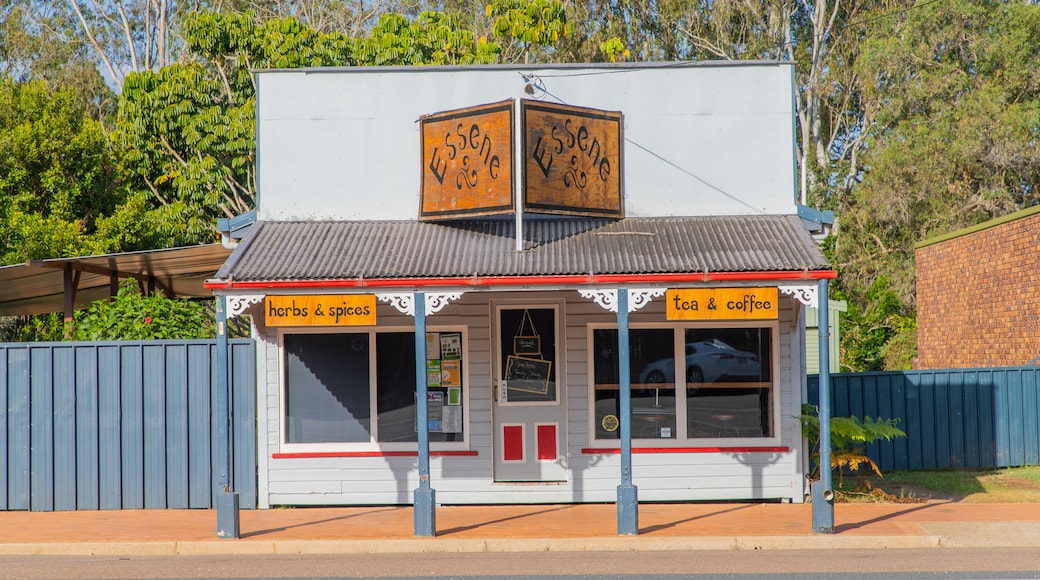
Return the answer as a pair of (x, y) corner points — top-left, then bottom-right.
(592, 325), (775, 441)
(283, 329), (465, 447)
(685, 328), (772, 438)
(593, 328), (675, 439)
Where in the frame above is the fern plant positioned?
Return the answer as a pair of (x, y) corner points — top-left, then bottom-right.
(799, 403), (906, 485)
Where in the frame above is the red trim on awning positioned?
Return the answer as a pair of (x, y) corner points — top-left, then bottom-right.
(205, 270), (836, 290)
(581, 446), (789, 454)
(272, 450), (478, 459)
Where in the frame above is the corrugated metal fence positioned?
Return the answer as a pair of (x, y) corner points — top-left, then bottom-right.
(808, 367), (1040, 471)
(0, 340), (256, 511)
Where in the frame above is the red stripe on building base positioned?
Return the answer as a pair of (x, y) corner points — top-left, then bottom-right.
(581, 447), (789, 454)
(272, 450), (479, 459)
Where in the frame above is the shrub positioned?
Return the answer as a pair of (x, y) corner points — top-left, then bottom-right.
(799, 403), (906, 485)
(69, 281), (214, 340)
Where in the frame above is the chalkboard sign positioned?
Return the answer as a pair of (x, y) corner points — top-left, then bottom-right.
(513, 335), (541, 356)
(504, 355), (552, 395)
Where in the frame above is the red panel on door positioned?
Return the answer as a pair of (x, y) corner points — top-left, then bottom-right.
(537, 424), (557, 461)
(503, 425), (524, 461)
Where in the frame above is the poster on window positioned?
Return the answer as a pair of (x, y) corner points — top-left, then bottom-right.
(426, 332), (441, 359)
(447, 386), (462, 405)
(440, 359), (461, 388)
(413, 391), (443, 432)
(442, 405), (462, 433)
(426, 359), (442, 387)
(440, 333), (462, 360)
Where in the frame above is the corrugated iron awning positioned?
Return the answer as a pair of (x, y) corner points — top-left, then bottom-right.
(0, 244), (232, 316)
(211, 216), (832, 290)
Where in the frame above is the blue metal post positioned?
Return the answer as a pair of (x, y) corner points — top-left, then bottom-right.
(616, 289), (638, 535)
(215, 294), (240, 538)
(413, 292), (436, 536)
(812, 279), (834, 533)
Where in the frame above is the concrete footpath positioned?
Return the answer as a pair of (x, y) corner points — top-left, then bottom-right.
(2, 501), (1040, 556)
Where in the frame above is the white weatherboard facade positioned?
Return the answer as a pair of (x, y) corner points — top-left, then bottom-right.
(234, 62), (824, 508)
(255, 63), (799, 221)
(249, 291), (808, 506)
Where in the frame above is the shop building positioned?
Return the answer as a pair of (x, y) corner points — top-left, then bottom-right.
(208, 62), (834, 508)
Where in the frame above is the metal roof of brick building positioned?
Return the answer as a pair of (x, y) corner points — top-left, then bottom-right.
(215, 216), (829, 283)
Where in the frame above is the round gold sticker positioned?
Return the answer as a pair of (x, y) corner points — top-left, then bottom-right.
(601, 414), (620, 432)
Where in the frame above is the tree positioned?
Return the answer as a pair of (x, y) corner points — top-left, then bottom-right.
(53, 0), (183, 91)
(832, 0), (1040, 368)
(114, 8), (505, 246)
(353, 10), (500, 65)
(0, 77), (117, 263)
(487, 0), (569, 63)
(0, 1), (116, 119)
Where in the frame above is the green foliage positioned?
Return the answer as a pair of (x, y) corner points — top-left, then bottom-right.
(799, 403), (906, 483)
(115, 9), (504, 248)
(882, 316), (918, 371)
(836, 277), (913, 372)
(831, 0), (1040, 369)
(487, 0), (569, 63)
(68, 282), (214, 341)
(116, 61), (255, 245)
(597, 38), (629, 62)
(0, 2), (115, 117)
(1, 313), (67, 342)
(0, 76), (117, 263)
(353, 11), (500, 65)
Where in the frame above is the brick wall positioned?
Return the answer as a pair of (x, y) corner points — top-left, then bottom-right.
(916, 209), (1040, 368)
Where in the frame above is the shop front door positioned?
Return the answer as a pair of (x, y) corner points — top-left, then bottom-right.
(492, 304), (568, 482)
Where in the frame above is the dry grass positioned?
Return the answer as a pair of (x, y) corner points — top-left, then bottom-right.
(833, 466), (1040, 503)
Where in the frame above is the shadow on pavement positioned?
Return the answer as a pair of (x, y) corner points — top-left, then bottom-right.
(835, 500), (951, 533)
(640, 503), (757, 534)
(241, 507), (401, 538)
(439, 505), (578, 536)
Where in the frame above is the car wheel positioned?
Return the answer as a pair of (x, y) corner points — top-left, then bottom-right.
(645, 370), (666, 384)
(687, 366), (704, 383)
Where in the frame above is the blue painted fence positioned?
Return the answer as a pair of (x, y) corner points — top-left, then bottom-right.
(0, 340), (255, 511)
(808, 367), (1040, 471)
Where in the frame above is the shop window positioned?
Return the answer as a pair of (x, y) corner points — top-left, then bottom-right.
(284, 333), (371, 443)
(591, 325), (775, 442)
(282, 329), (465, 448)
(593, 328), (676, 439)
(685, 328), (772, 438)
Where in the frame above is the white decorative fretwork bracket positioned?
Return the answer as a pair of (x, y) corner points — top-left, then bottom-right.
(576, 288), (665, 313)
(226, 294), (264, 318)
(376, 292), (465, 317)
(778, 284), (818, 308)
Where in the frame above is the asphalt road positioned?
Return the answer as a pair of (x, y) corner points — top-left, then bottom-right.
(1, 549), (1039, 580)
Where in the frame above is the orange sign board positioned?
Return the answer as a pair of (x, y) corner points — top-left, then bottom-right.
(419, 100), (515, 220)
(522, 100), (623, 218)
(666, 288), (778, 320)
(265, 295), (377, 327)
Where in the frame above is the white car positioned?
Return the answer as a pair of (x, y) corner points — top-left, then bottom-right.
(638, 339), (761, 384)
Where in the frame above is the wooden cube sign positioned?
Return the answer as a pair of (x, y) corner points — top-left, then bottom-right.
(419, 100), (516, 220)
(419, 99), (623, 221)
(521, 100), (624, 218)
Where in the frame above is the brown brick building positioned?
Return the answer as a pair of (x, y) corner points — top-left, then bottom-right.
(916, 206), (1040, 368)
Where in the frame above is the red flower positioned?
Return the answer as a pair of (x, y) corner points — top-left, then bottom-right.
(144, 317), (152, 324)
